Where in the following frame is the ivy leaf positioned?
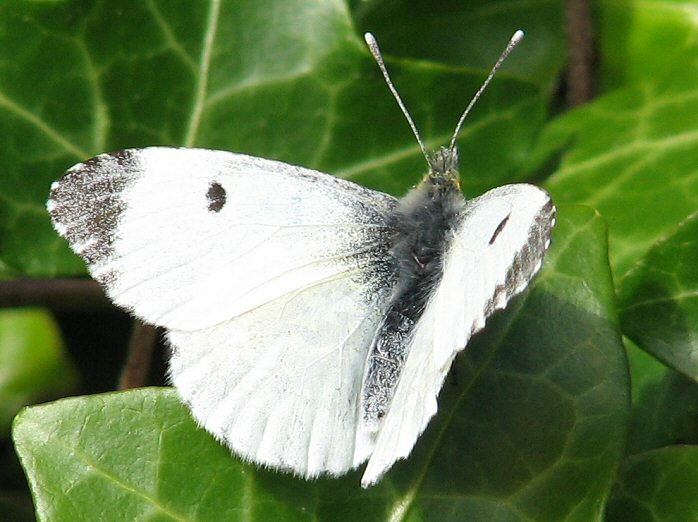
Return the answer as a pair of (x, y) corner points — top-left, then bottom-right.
(625, 363), (698, 456)
(538, 76), (698, 277)
(531, 0), (698, 278)
(619, 212), (698, 382)
(605, 446), (698, 522)
(622, 336), (698, 464)
(352, 0), (566, 87)
(625, 338), (698, 458)
(598, 0), (698, 89)
(13, 206), (629, 521)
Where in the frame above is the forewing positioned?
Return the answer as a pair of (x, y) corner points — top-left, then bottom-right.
(361, 184), (555, 486)
(47, 147), (397, 330)
(168, 266), (393, 477)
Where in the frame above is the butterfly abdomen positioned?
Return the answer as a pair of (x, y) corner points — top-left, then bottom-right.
(360, 169), (466, 428)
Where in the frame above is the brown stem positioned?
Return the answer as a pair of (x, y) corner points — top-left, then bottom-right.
(0, 279), (113, 312)
(118, 321), (159, 390)
(565, 0), (595, 106)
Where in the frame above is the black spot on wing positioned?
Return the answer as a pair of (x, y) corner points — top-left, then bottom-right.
(489, 213), (511, 244)
(48, 150), (140, 271)
(206, 181), (226, 212)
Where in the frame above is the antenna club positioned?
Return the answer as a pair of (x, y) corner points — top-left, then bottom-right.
(512, 30), (525, 44)
(364, 32), (376, 47)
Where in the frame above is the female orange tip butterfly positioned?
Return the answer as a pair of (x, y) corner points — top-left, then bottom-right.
(47, 29), (555, 487)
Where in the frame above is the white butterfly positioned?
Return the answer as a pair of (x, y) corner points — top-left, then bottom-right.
(46, 31), (555, 487)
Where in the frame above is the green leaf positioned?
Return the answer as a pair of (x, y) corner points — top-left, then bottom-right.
(625, 338), (669, 402)
(531, 0), (698, 278)
(598, 0), (698, 89)
(605, 446), (698, 522)
(0, 0), (558, 277)
(623, 327), (698, 458)
(14, 206), (629, 521)
(618, 212), (698, 382)
(540, 75), (698, 276)
(352, 0), (567, 88)
(14, 389), (243, 522)
(625, 340), (698, 456)
(0, 307), (77, 433)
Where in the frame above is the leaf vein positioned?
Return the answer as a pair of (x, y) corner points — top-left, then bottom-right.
(0, 90), (89, 159)
(184, 0), (221, 147)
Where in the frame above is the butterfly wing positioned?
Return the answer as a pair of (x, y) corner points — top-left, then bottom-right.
(48, 147), (399, 476)
(48, 147), (397, 331)
(361, 184), (555, 486)
(168, 272), (388, 476)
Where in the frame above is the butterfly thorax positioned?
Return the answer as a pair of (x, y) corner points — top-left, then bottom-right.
(360, 147), (466, 431)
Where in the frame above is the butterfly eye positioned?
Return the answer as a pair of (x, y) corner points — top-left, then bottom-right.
(207, 182), (227, 212)
(489, 213), (511, 244)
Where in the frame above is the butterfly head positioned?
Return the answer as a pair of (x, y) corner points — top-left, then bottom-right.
(426, 147), (460, 188)
(428, 147), (458, 174)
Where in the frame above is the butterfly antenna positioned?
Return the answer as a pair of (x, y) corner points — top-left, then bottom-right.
(449, 30), (525, 151)
(365, 32), (430, 165)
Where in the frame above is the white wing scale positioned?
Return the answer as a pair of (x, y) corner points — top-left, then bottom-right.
(168, 271), (387, 476)
(361, 184), (555, 486)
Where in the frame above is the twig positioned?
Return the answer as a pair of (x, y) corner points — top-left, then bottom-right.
(565, 0), (595, 106)
(117, 321), (159, 390)
(0, 279), (113, 312)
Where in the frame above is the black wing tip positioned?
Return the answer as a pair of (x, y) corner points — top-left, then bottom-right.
(47, 149), (143, 266)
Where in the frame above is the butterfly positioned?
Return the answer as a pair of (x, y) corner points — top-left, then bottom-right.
(46, 30), (555, 487)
